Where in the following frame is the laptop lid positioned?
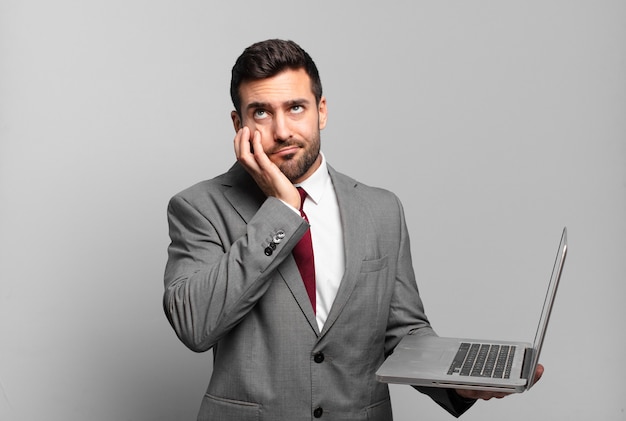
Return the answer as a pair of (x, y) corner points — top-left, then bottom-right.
(376, 226), (568, 392)
(526, 226), (567, 388)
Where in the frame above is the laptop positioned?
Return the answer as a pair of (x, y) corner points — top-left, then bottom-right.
(376, 227), (568, 393)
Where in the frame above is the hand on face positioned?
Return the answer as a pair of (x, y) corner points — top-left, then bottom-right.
(234, 126), (301, 209)
(231, 69), (326, 209)
(454, 363), (544, 401)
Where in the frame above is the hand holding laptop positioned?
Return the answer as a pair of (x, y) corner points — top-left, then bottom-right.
(455, 364), (544, 400)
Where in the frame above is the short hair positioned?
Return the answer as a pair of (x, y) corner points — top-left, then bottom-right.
(230, 39), (323, 115)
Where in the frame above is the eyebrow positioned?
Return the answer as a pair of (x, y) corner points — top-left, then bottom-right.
(246, 98), (311, 112)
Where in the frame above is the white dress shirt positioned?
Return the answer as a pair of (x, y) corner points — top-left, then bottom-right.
(293, 153), (345, 331)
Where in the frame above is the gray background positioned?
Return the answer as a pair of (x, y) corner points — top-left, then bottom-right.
(1, 1), (625, 420)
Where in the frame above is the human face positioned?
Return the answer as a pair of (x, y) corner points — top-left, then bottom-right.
(231, 68), (327, 183)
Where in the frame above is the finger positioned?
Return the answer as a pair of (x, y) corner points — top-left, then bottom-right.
(534, 364), (544, 382)
(234, 126), (250, 159)
(251, 129), (262, 156)
(236, 126), (251, 158)
(478, 392), (508, 400)
(233, 127), (243, 157)
(251, 130), (272, 167)
(236, 127), (259, 170)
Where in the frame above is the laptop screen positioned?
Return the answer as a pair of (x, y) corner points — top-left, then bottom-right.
(527, 227), (568, 388)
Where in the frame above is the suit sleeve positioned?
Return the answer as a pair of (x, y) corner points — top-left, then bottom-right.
(163, 194), (307, 352)
(384, 195), (476, 417)
(383, 194), (434, 354)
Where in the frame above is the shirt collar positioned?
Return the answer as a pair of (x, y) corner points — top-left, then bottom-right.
(295, 152), (330, 205)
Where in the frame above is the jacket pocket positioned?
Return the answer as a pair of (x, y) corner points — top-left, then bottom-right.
(197, 393), (260, 421)
(360, 255), (388, 273)
(365, 397), (393, 420)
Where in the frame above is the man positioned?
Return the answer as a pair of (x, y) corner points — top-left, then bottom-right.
(163, 39), (543, 420)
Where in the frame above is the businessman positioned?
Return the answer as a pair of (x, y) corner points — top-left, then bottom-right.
(163, 39), (543, 420)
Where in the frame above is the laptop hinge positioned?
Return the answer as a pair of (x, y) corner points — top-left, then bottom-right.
(521, 347), (535, 381)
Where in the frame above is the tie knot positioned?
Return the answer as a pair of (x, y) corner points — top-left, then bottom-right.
(297, 187), (307, 211)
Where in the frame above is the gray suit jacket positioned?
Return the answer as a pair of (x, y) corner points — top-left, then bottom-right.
(164, 163), (473, 420)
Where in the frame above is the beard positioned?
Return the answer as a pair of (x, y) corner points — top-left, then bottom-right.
(274, 131), (321, 182)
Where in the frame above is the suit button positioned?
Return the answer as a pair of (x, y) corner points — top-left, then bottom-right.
(264, 247), (273, 256)
(313, 407), (323, 418)
(313, 352), (324, 363)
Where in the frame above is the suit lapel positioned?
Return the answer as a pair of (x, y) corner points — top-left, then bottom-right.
(220, 163), (375, 337)
(320, 167), (371, 335)
(278, 258), (320, 334)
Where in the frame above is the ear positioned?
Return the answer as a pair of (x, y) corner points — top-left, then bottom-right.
(317, 97), (328, 130)
(231, 111), (242, 132)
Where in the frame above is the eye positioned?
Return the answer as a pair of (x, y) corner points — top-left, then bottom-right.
(291, 105), (304, 114)
(254, 109), (268, 119)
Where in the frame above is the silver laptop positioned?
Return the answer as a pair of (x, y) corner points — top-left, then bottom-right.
(376, 227), (568, 393)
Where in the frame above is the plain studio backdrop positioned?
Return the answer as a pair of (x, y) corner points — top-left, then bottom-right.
(1, 1), (625, 420)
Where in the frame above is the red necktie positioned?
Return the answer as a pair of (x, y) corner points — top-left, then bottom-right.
(293, 187), (316, 312)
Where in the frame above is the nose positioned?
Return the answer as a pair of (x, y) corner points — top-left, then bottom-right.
(272, 112), (292, 142)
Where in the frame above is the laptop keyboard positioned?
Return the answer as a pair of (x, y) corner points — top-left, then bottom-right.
(447, 343), (516, 378)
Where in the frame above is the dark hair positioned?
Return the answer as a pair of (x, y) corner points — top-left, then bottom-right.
(230, 39), (323, 115)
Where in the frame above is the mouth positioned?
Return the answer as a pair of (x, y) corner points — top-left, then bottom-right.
(271, 145), (300, 158)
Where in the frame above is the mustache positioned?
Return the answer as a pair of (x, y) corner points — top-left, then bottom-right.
(268, 140), (303, 154)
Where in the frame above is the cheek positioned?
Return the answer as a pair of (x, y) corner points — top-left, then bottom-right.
(303, 125), (317, 139)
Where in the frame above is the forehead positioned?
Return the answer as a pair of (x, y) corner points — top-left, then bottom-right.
(239, 68), (315, 107)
